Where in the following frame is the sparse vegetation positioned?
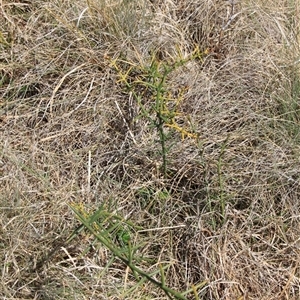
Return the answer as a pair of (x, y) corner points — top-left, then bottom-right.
(110, 48), (200, 178)
(1, 0), (300, 299)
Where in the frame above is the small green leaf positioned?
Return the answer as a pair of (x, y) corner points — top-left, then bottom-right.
(118, 229), (131, 246)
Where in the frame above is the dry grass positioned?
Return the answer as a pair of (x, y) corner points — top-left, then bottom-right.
(1, 0), (300, 299)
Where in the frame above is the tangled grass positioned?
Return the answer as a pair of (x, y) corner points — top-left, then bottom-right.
(1, 0), (300, 299)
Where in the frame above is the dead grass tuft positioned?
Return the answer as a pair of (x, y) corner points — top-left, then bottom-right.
(1, 0), (300, 299)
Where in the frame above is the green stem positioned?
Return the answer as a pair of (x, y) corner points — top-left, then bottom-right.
(71, 207), (188, 300)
